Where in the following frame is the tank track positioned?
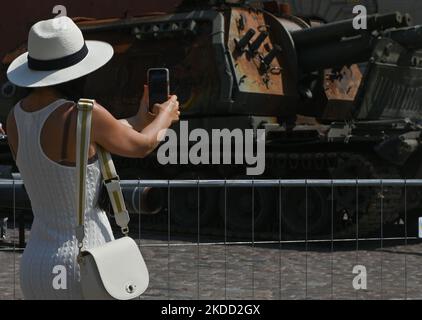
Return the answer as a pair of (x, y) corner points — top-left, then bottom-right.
(331, 153), (403, 238)
(266, 151), (403, 239)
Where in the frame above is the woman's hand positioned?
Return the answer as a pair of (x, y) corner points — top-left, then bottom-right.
(153, 95), (180, 124)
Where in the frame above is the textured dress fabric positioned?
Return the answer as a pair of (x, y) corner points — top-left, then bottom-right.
(14, 99), (115, 300)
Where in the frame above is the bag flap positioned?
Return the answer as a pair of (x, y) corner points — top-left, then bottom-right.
(83, 237), (149, 300)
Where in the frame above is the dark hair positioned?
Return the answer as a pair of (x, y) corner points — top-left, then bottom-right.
(54, 75), (87, 102)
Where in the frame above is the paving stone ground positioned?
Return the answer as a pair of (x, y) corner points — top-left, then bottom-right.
(1, 225), (422, 300)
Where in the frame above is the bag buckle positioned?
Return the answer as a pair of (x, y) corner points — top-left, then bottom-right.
(104, 175), (120, 184)
(121, 226), (129, 236)
(104, 176), (130, 233)
(104, 177), (121, 193)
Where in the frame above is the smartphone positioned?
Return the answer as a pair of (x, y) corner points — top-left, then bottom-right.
(147, 68), (170, 113)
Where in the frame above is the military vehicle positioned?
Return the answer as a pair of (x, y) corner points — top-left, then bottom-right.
(1, 0), (422, 239)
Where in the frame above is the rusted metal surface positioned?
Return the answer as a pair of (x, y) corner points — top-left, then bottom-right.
(227, 8), (285, 95)
(323, 65), (362, 103)
(224, 7), (300, 116)
(320, 65), (362, 121)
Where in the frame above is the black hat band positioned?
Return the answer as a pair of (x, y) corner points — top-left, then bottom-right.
(28, 43), (88, 71)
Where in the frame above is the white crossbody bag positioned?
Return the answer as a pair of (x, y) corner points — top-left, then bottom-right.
(75, 99), (149, 300)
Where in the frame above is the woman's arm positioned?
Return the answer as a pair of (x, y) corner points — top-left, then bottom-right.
(119, 85), (155, 132)
(92, 96), (179, 158)
(119, 115), (142, 132)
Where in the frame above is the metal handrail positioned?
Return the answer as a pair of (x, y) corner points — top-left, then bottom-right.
(122, 179), (421, 188)
(2, 178), (422, 188)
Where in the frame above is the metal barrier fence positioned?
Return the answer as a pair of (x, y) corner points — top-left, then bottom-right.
(1, 179), (422, 300)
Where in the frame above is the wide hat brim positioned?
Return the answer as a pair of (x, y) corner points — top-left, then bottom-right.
(6, 40), (114, 88)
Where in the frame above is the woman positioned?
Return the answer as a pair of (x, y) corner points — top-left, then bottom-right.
(5, 16), (179, 299)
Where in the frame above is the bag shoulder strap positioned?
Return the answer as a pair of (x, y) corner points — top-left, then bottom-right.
(75, 98), (130, 249)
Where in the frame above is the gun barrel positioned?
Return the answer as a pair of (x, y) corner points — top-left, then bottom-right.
(298, 36), (374, 72)
(291, 12), (409, 48)
(384, 25), (422, 49)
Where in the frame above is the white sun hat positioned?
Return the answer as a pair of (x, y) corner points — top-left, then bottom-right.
(7, 16), (114, 88)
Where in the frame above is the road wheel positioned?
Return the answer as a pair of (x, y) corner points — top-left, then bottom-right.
(169, 170), (220, 230)
(219, 175), (276, 234)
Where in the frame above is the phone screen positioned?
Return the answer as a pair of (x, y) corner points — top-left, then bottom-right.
(148, 69), (169, 112)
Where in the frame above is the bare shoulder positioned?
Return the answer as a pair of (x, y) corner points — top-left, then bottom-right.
(91, 101), (123, 142)
(93, 101), (112, 118)
(93, 100), (106, 111)
(92, 101), (119, 125)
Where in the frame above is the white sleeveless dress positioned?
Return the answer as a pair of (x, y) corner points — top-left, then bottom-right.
(14, 99), (115, 300)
